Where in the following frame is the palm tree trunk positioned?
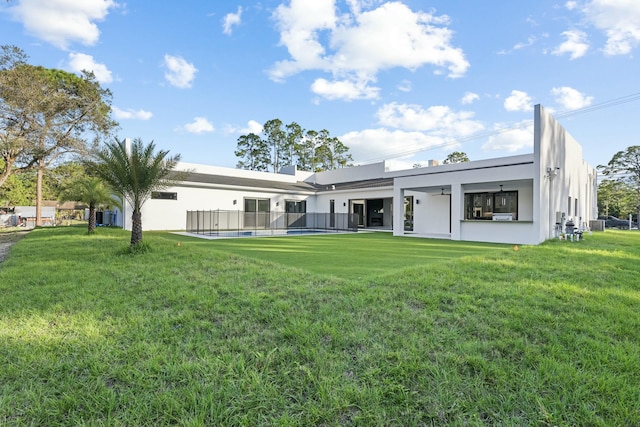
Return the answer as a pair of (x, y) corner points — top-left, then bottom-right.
(130, 207), (143, 247)
(88, 202), (96, 234)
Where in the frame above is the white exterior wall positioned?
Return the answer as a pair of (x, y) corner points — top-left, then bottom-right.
(412, 192), (450, 236)
(137, 186), (312, 230)
(311, 162), (386, 185)
(534, 105), (597, 241)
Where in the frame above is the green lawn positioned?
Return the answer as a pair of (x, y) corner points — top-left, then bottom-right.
(159, 231), (511, 280)
(1, 226), (639, 426)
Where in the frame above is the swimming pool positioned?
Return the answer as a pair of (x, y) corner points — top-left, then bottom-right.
(176, 228), (354, 240)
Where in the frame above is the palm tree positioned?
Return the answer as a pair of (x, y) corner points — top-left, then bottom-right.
(58, 177), (119, 234)
(93, 138), (184, 248)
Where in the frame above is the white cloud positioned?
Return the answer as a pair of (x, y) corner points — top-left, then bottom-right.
(397, 80), (412, 92)
(461, 92), (479, 105)
(163, 54), (198, 89)
(341, 128), (448, 164)
(376, 103), (484, 137)
(551, 86), (594, 110)
(223, 6), (242, 35)
(581, 0), (640, 55)
(223, 120), (263, 135)
(243, 120), (263, 135)
(338, 102), (484, 163)
(565, 1), (578, 11)
(8, 0), (117, 49)
(497, 35), (537, 55)
(112, 106), (152, 120)
(504, 90), (534, 112)
(270, 1), (469, 101)
(482, 122), (534, 153)
(311, 77), (380, 100)
(67, 53), (113, 84)
(183, 117), (214, 134)
(552, 30), (589, 59)
(513, 35), (537, 51)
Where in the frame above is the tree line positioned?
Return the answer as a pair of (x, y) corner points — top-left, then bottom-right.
(0, 44), (116, 225)
(598, 145), (640, 223)
(235, 119), (353, 173)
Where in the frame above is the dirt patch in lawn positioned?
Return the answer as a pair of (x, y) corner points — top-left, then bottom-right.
(0, 230), (29, 263)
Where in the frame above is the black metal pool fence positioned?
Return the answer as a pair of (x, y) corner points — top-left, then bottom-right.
(186, 210), (359, 236)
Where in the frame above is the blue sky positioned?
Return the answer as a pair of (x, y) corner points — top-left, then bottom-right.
(1, 0), (639, 171)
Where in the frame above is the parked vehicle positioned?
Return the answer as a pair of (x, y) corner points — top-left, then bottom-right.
(598, 215), (637, 229)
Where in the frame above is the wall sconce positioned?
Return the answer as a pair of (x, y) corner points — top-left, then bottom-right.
(233, 200), (237, 205)
(415, 199), (420, 205)
(343, 202), (346, 206)
(276, 202), (279, 207)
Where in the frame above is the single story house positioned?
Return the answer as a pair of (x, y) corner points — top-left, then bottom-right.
(114, 105), (597, 245)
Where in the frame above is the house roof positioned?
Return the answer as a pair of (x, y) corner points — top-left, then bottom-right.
(183, 172), (318, 192)
(315, 177), (394, 192)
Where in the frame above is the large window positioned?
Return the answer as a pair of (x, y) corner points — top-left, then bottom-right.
(244, 198), (270, 228)
(465, 191), (518, 220)
(286, 200), (307, 228)
(404, 196), (414, 231)
(285, 200), (306, 213)
(245, 198), (270, 213)
(151, 191), (177, 200)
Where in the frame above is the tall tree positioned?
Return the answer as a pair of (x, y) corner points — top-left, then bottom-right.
(598, 145), (640, 224)
(1, 48), (116, 225)
(262, 119), (289, 172)
(0, 45), (35, 189)
(313, 130), (353, 172)
(298, 129), (319, 172)
(443, 151), (470, 164)
(235, 133), (269, 171)
(59, 176), (118, 234)
(93, 138), (184, 248)
(597, 179), (635, 218)
(32, 68), (116, 226)
(285, 121), (304, 167)
(327, 135), (353, 169)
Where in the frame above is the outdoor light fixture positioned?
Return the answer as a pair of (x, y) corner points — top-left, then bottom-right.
(343, 202), (346, 206)
(233, 200), (237, 205)
(416, 199), (420, 205)
(546, 167), (560, 181)
(276, 202), (279, 207)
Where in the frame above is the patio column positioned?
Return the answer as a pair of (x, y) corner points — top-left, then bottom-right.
(450, 183), (462, 241)
(393, 187), (405, 236)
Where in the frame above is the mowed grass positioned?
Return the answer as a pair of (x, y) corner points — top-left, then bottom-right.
(160, 231), (511, 280)
(0, 226), (639, 426)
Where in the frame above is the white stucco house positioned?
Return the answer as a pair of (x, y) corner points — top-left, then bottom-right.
(114, 105), (597, 245)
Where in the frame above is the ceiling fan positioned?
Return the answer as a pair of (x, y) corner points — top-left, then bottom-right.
(432, 188), (450, 196)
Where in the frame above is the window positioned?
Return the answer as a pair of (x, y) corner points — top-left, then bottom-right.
(285, 200), (306, 213)
(151, 191), (177, 200)
(464, 191), (518, 220)
(568, 196), (572, 216)
(404, 196), (414, 231)
(244, 198), (270, 228)
(245, 198), (270, 212)
(330, 200), (335, 228)
(287, 200), (307, 228)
